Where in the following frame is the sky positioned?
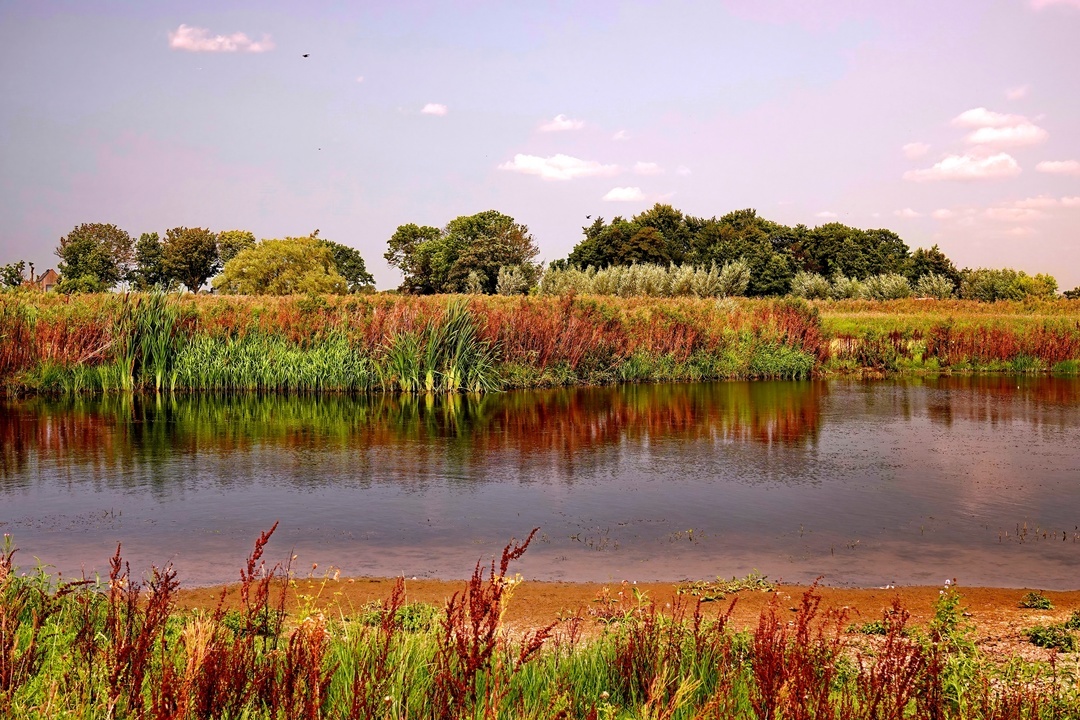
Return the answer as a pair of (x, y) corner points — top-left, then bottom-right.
(1, 0), (1079, 291)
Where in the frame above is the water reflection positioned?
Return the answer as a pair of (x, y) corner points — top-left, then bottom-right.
(1, 381), (826, 483)
(2, 377), (1080, 589)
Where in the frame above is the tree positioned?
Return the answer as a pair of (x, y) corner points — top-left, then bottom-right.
(213, 236), (348, 295)
(385, 223), (443, 294)
(1, 261), (26, 288)
(163, 227), (220, 292)
(132, 233), (173, 291)
(908, 244), (961, 289)
(1064, 287), (1080, 300)
(55, 222), (134, 292)
(959, 268), (1057, 302)
(218, 230), (257, 265)
(317, 237), (375, 292)
(385, 211), (539, 294)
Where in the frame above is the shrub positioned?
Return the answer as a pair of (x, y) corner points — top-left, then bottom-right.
(1019, 591), (1053, 610)
(1026, 624), (1077, 652)
(915, 272), (955, 299)
(863, 273), (913, 300)
(495, 265), (532, 295)
(829, 274), (866, 300)
(790, 272), (831, 299)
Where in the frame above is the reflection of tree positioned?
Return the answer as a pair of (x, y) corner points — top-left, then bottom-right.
(1, 383), (827, 483)
(919, 376), (1080, 428)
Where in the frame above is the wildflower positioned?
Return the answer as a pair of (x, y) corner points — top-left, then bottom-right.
(600, 691), (610, 701)
(384, 695), (393, 705)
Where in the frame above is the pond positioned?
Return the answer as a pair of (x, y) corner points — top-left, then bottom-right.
(3, 377), (1080, 588)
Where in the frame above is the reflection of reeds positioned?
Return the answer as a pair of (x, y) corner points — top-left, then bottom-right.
(2, 530), (1075, 718)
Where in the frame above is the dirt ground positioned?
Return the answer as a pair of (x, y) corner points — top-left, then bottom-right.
(175, 576), (1080, 663)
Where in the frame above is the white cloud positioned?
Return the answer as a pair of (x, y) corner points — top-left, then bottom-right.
(634, 161), (664, 176)
(965, 123), (1047, 147)
(903, 153), (1021, 181)
(952, 107), (1025, 128)
(893, 208), (922, 218)
(499, 153), (619, 181)
(1062, 197), (1080, 207)
(1031, 0), (1080, 9)
(168, 24), (274, 53)
(602, 186), (645, 202)
(1036, 159), (1080, 175)
(815, 211), (838, 219)
(985, 207), (1045, 222)
(539, 114), (584, 132)
(612, 130), (631, 141)
(421, 103), (448, 116)
(903, 142), (931, 159)
(1006, 85), (1029, 100)
(676, 165), (692, 176)
(1012, 196), (1060, 209)
(931, 209), (955, 220)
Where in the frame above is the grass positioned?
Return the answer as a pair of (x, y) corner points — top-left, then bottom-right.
(2, 291), (1079, 397)
(3, 531), (1080, 719)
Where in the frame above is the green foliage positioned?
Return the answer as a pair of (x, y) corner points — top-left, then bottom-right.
(829, 274), (865, 300)
(676, 571), (774, 601)
(495, 264), (533, 295)
(356, 600), (439, 632)
(909, 244), (962, 289)
(386, 211), (539, 294)
(915, 272), (955, 299)
(131, 232), (174, 291)
(790, 271), (831, 299)
(960, 268), (1058, 302)
(1065, 610), (1080, 630)
(318, 237), (375, 292)
(217, 229), (257, 265)
(55, 222), (134, 291)
(538, 261), (751, 298)
(1026, 624), (1077, 652)
(162, 226), (220, 292)
(1065, 286), (1080, 300)
(862, 273), (913, 300)
(1019, 591), (1053, 610)
(214, 237), (348, 296)
(1, 260), (27, 288)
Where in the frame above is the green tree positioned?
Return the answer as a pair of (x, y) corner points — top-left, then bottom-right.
(385, 211), (538, 294)
(317, 237), (375, 292)
(132, 233), (174, 291)
(218, 230), (257, 265)
(908, 244), (961, 289)
(685, 209), (796, 296)
(163, 227), (220, 293)
(1064, 287), (1080, 300)
(55, 222), (134, 292)
(959, 268), (1057, 302)
(1, 260), (26, 288)
(213, 237), (348, 295)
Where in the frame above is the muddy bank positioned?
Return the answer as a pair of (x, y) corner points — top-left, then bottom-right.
(177, 577), (1080, 662)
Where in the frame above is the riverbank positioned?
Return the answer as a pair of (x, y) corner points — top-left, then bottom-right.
(5, 532), (1080, 718)
(2, 292), (1079, 396)
(182, 575), (1080, 663)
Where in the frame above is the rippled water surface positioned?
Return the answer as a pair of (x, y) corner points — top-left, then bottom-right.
(3, 377), (1080, 587)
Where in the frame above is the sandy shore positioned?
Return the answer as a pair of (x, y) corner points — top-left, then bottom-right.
(176, 577), (1080, 662)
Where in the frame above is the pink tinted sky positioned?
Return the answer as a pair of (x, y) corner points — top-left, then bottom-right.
(0, 0), (1078, 290)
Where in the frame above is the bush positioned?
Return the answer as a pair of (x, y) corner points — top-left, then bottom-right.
(829, 274), (865, 300)
(915, 272), (955, 299)
(1019, 591), (1053, 610)
(960, 268), (1058, 302)
(790, 272), (831, 299)
(1026, 624), (1077, 652)
(863, 273), (913, 300)
(495, 265), (533, 295)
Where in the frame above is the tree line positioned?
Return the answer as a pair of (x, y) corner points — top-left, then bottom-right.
(1, 205), (1076, 299)
(1, 225), (374, 295)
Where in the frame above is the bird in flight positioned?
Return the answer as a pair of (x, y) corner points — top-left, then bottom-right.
(302, 54), (310, 58)
(586, 215), (592, 219)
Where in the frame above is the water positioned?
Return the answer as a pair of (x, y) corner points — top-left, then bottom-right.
(2, 377), (1079, 588)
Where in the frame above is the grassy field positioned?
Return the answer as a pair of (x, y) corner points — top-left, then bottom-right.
(1, 292), (1078, 396)
(4, 528), (1080, 719)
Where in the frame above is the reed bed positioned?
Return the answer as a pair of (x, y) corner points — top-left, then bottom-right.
(2, 292), (1078, 396)
(2, 530), (1078, 719)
